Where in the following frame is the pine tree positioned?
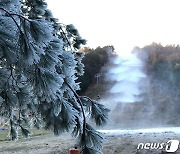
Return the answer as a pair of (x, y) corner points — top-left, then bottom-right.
(0, 0), (109, 153)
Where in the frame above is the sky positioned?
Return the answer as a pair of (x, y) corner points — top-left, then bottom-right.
(46, 0), (180, 55)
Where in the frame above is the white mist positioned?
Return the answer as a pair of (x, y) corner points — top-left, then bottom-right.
(107, 53), (146, 103)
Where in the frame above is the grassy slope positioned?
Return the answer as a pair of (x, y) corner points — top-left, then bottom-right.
(0, 129), (51, 141)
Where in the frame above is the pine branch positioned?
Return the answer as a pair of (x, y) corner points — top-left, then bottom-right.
(9, 13), (31, 22)
(80, 96), (110, 126)
(64, 80), (109, 153)
(0, 3), (105, 154)
(59, 25), (73, 51)
(64, 80), (87, 145)
(0, 8), (22, 33)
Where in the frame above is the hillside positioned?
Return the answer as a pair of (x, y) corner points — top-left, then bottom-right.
(83, 50), (180, 129)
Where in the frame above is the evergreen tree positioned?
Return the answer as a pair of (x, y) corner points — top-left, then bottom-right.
(78, 46), (115, 94)
(0, 0), (109, 153)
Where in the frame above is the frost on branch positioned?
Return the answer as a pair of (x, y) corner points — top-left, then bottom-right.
(0, 0), (110, 153)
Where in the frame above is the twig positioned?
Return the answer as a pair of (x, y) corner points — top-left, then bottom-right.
(64, 80), (87, 146)
(80, 96), (95, 104)
(9, 13), (31, 22)
(59, 26), (73, 51)
(0, 8), (22, 32)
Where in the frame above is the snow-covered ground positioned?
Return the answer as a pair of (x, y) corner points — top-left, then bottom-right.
(99, 127), (180, 135)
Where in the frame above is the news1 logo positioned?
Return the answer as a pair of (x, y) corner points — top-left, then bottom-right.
(166, 140), (179, 152)
(137, 140), (179, 152)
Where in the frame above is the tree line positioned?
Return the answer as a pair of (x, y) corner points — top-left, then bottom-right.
(135, 43), (180, 90)
(77, 46), (115, 94)
(134, 43), (180, 125)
